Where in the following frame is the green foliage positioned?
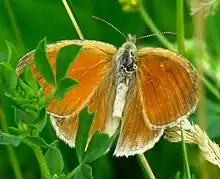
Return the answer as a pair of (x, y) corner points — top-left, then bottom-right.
(74, 164), (93, 179)
(45, 142), (64, 177)
(0, 131), (20, 147)
(34, 38), (55, 86)
(56, 45), (81, 83)
(83, 130), (113, 163)
(0, 62), (18, 92)
(23, 64), (39, 92)
(54, 77), (78, 100)
(6, 41), (19, 69)
(75, 107), (95, 163)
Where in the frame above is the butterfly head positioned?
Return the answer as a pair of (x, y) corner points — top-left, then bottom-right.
(126, 34), (136, 43)
(115, 34), (138, 75)
(120, 34), (137, 54)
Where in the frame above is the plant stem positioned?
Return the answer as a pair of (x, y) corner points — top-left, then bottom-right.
(0, 108), (24, 179)
(193, 8), (209, 179)
(67, 165), (80, 179)
(22, 139), (51, 178)
(61, 0), (84, 40)
(176, 1), (191, 178)
(137, 154), (155, 179)
(201, 76), (220, 101)
(176, 0), (185, 55)
(139, 3), (174, 50)
(4, 0), (24, 53)
(180, 121), (191, 179)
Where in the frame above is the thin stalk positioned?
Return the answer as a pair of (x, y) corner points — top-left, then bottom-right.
(4, 0), (24, 53)
(22, 139), (51, 178)
(176, 1), (191, 178)
(200, 76), (220, 101)
(61, 0), (84, 40)
(137, 154), (155, 179)
(176, 0), (185, 55)
(67, 166), (80, 179)
(139, 4), (174, 50)
(180, 121), (191, 179)
(0, 108), (24, 179)
(192, 6), (207, 136)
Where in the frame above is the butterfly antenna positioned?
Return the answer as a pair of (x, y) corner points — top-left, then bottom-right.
(137, 32), (176, 40)
(92, 15), (126, 39)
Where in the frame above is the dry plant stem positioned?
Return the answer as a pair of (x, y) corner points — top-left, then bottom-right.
(164, 119), (220, 169)
(61, 0), (84, 40)
(137, 154), (156, 179)
(0, 108), (24, 179)
(4, 0), (24, 53)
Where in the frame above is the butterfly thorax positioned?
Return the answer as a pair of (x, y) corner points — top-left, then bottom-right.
(106, 39), (138, 135)
(112, 39), (137, 120)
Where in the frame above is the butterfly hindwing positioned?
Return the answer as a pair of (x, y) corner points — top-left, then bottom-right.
(114, 83), (163, 157)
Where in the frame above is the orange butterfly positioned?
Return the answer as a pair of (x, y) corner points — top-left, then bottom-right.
(16, 34), (199, 157)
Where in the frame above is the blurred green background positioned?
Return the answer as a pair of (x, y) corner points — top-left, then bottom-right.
(1, 0), (220, 178)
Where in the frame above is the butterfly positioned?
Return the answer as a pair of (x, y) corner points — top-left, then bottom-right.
(16, 33), (199, 157)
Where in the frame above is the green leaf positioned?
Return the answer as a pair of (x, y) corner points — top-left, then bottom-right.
(30, 108), (47, 131)
(83, 131), (111, 163)
(8, 127), (29, 139)
(53, 174), (67, 179)
(75, 107), (95, 163)
(45, 144), (64, 176)
(174, 171), (181, 179)
(54, 77), (78, 100)
(23, 64), (39, 91)
(14, 106), (32, 125)
(56, 44), (81, 83)
(34, 38), (55, 85)
(6, 41), (19, 69)
(0, 62), (18, 92)
(0, 131), (20, 147)
(27, 136), (50, 148)
(74, 164), (93, 179)
(18, 77), (36, 97)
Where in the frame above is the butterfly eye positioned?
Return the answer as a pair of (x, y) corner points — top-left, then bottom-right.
(130, 51), (135, 57)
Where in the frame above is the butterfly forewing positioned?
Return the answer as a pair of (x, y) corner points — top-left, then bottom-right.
(17, 40), (118, 147)
(18, 40), (117, 117)
(137, 48), (199, 127)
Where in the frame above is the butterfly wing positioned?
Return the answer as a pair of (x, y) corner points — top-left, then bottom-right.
(114, 83), (163, 157)
(52, 68), (116, 147)
(137, 48), (199, 127)
(17, 40), (118, 147)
